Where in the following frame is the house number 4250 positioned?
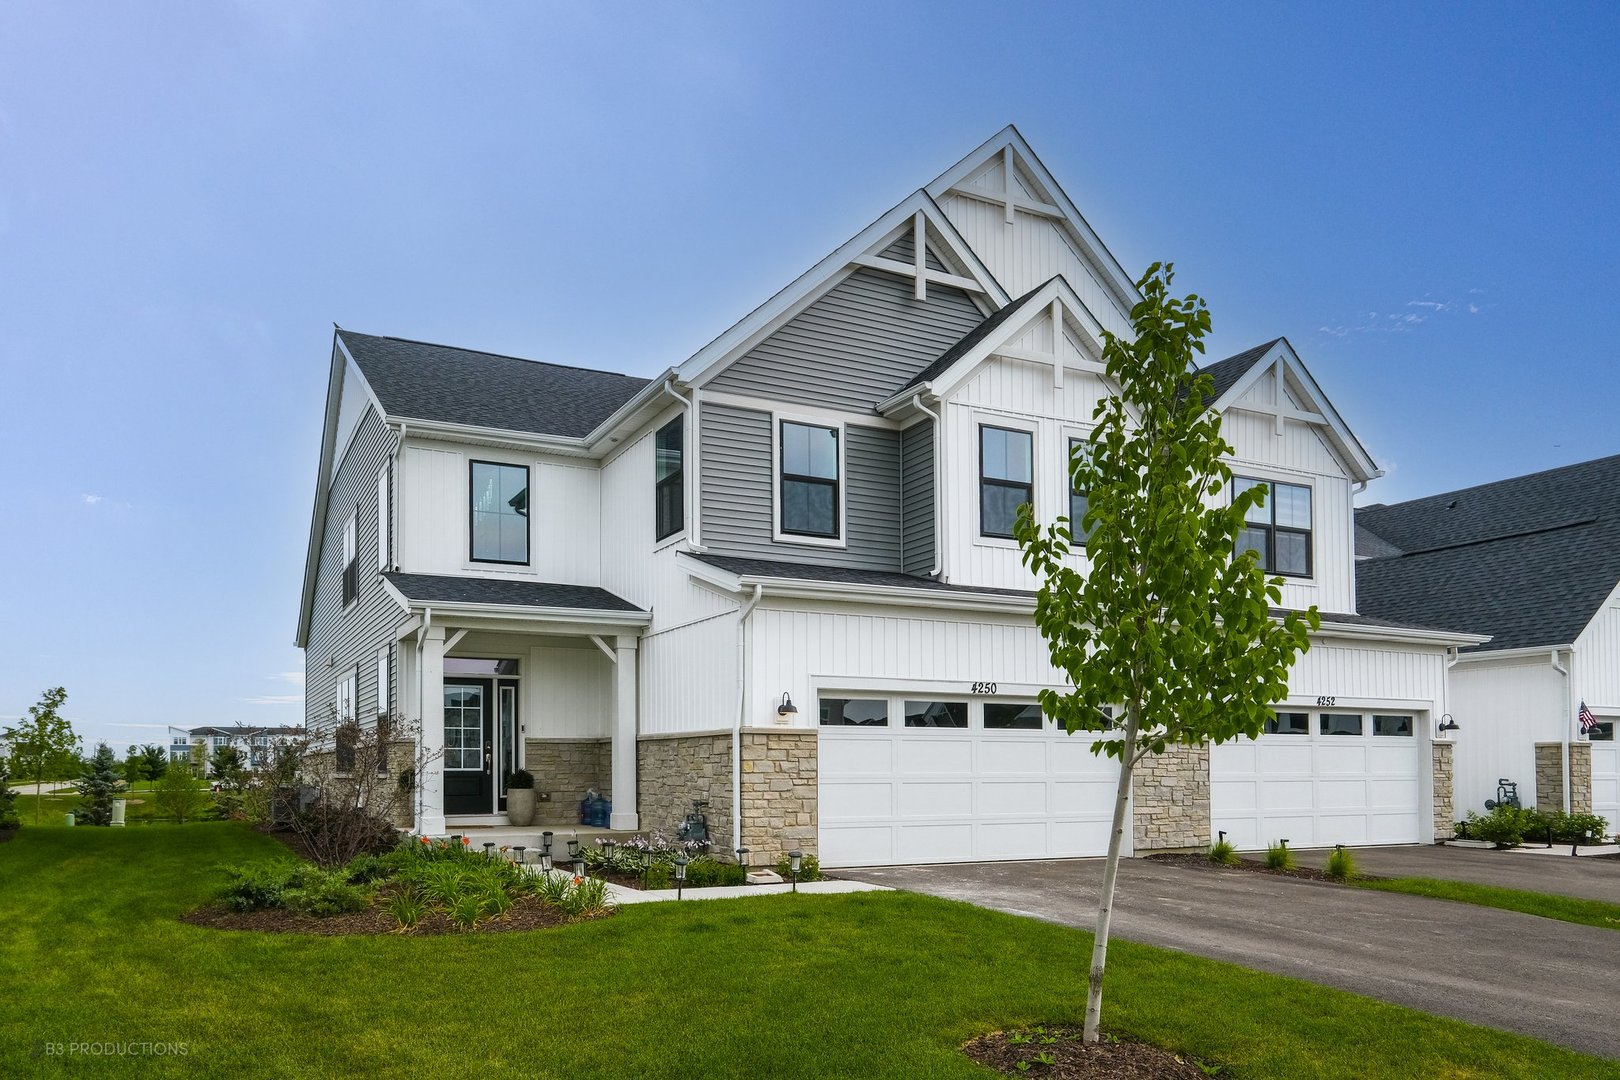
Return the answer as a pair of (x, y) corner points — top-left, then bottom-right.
(970, 682), (998, 695)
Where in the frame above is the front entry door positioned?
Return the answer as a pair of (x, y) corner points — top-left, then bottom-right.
(444, 679), (494, 815)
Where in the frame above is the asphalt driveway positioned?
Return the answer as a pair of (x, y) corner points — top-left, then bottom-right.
(848, 854), (1620, 1060)
(1294, 843), (1619, 903)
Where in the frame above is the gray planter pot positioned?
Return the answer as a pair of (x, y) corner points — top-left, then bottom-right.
(507, 788), (536, 827)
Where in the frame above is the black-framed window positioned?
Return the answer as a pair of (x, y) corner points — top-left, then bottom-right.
(1321, 713), (1364, 736)
(779, 420), (839, 538)
(1067, 437), (1093, 544)
(904, 700), (968, 728)
(1373, 714), (1414, 737)
(984, 702), (1043, 730)
(1265, 711), (1309, 735)
(819, 698), (888, 727)
(655, 416), (684, 541)
(1235, 477), (1312, 577)
(1589, 721), (1614, 742)
(981, 425), (1033, 538)
(341, 508), (359, 606)
(470, 461), (530, 564)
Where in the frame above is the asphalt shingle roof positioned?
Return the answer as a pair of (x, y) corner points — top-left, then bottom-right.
(1356, 454), (1620, 652)
(384, 572), (644, 613)
(901, 281), (1054, 391)
(1198, 338), (1280, 403)
(339, 330), (650, 438)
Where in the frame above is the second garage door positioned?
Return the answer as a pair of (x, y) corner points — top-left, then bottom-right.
(818, 693), (1120, 868)
(1211, 709), (1424, 850)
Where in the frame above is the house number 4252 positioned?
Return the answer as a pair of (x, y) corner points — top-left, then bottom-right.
(970, 682), (998, 695)
(1315, 696), (1337, 707)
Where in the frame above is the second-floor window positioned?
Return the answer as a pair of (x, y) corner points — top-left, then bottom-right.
(1067, 437), (1094, 544)
(980, 425), (1033, 539)
(655, 416), (683, 541)
(779, 420), (840, 539)
(341, 509), (359, 606)
(1235, 477), (1312, 577)
(470, 461), (529, 564)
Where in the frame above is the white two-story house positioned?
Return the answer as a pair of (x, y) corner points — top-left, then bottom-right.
(296, 126), (1484, 866)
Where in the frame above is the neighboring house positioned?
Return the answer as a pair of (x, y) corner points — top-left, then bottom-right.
(1356, 456), (1620, 834)
(169, 725), (306, 772)
(296, 126), (1483, 866)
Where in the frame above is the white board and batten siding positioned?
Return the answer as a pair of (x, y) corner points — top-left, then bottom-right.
(1448, 656), (1566, 816)
(397, 438), (600, 586)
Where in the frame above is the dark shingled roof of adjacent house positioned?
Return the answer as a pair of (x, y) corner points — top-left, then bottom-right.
(384, 572), (645, 613)
(1356, 454), (1620, 652)
(339, 330), (651, 439)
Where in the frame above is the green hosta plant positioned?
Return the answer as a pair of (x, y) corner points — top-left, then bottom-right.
(1013, 263), (1318, 1043)
(1264, 842), (1295, 871)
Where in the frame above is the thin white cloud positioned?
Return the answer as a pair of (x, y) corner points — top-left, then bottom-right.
(1468, 303), (1481, 314)
(268, 671), (305, 686)
(243, 694), (304, 706)
(81, 493), (105, 505)
(1407, 299), (1450, 312)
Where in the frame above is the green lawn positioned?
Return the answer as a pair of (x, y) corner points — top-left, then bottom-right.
(1357, 876), (1620, 932)
(1, 825), (1613, 1079)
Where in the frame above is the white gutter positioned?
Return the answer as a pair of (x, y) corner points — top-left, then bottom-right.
(1552, 648), (1573, 814)
(1449, 642), (1576, 664)
(662, 377), (706, 551)
(732, 584), (764, 854)
(910, 394), (944, 578)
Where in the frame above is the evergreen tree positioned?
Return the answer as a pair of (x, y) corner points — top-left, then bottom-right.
(74, 742), (124, 826)
(0, 759), (19, 830)
(140, 744), (169, 782)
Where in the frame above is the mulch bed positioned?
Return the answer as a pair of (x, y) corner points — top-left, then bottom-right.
(1147, 851), (1352, 883)
(963, 1026), (1216, 1079)
(183, 893), (608, 936)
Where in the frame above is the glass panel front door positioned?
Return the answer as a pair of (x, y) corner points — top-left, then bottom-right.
(443, 679), (493, 815)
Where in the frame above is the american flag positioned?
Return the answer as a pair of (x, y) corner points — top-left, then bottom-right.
(1578, 701), (1599, 734)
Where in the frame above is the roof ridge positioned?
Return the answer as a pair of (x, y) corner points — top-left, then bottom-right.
(1360, 452), (1620, 516)
(1383, 516), (1598, 558)
(338, 328), (650, 383)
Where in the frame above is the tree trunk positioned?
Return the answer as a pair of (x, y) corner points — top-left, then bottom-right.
(1083, 701), (1142, 1044)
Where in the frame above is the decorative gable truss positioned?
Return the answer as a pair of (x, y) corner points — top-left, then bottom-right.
(1211, 338), (1381, 485)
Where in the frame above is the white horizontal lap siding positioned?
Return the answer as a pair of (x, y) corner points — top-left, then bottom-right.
(1449, 657), (1565, 817)
(398, 439), (601, 585)
(937, 191), (1131, 339)
(305, 406), (400, 733)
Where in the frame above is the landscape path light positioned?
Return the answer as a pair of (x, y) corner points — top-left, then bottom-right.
(788, 850), (802, 893)
(674, 853), (689, 900)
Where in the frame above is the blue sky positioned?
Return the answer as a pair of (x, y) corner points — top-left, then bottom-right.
(1, 2), (1615, 752)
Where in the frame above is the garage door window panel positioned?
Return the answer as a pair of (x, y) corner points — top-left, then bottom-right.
(1265, 711), (1309, 735)
(1372, 714), (1413, 737)
(1321, 713), (1364, 736)
(905, 700), (968, 728)
(820, 698), (889, 727)
(983, 702), (1044, 730)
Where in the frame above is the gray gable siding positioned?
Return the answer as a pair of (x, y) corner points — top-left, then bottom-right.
(701, 402), (902, 571)
(706, 267), (986, 411)
(304, 405), (401, 734)
(879, 231), (948, 272)
(901, 419), (935, 575)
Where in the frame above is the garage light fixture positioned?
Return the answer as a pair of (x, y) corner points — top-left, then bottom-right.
(777, 693), (798, 717)
(1438, 714), (1460, 734)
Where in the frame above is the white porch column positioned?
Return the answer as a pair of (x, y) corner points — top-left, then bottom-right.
(609, 634), (639, 830)
(417, 623), (447, 837)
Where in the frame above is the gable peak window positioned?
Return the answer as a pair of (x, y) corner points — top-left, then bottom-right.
(470, 461), (530, 565)
(341, 508), (359, 606)
(980, 424), (1033, 539)
(1234, 476), (1312, 577)
(655, 416), (684, 541)
(779, 420), (840, 539)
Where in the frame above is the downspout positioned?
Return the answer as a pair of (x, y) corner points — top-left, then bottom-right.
(413, 606), (432, 829)
(661, 377), (706, 552)
(1551, 648), (1573, 814)
(732, 583), (764, 854)
(911, 394), (944, 578)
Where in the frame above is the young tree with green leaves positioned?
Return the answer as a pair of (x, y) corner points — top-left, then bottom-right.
(1014, 264), (1319, 1044)
(2, 687), (80, 824)
(74, 742), (124, 826)
(124, 744), (145, 788)
(140, 743), (169, 783)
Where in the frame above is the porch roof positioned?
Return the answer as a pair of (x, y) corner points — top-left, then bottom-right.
(384, 572), (645, 616)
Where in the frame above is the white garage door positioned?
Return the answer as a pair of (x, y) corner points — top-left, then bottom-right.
(1212, 710), (1423, 850)
(818, 694), (1120, 867)
(1591, 731), (1617, 837)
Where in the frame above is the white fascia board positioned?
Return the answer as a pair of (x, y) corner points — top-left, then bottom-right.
(676, 554), (1034, 614)
(676, 189), (1010, 390)
(584, 367), (680, 453)
(876, 276), (1111, 414)
(295, 336), (348, 649)
(392, 417), (591, 456)
(1450, 643), (1574, 664)
(1315, 619), (1491, 648)
(924, 125), (1141, 318)
(1211, 340), (1381, 484)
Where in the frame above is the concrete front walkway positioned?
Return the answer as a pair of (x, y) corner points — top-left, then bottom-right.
(1294, 844), (1619, 904)
(847, 856), (1620, 1061)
